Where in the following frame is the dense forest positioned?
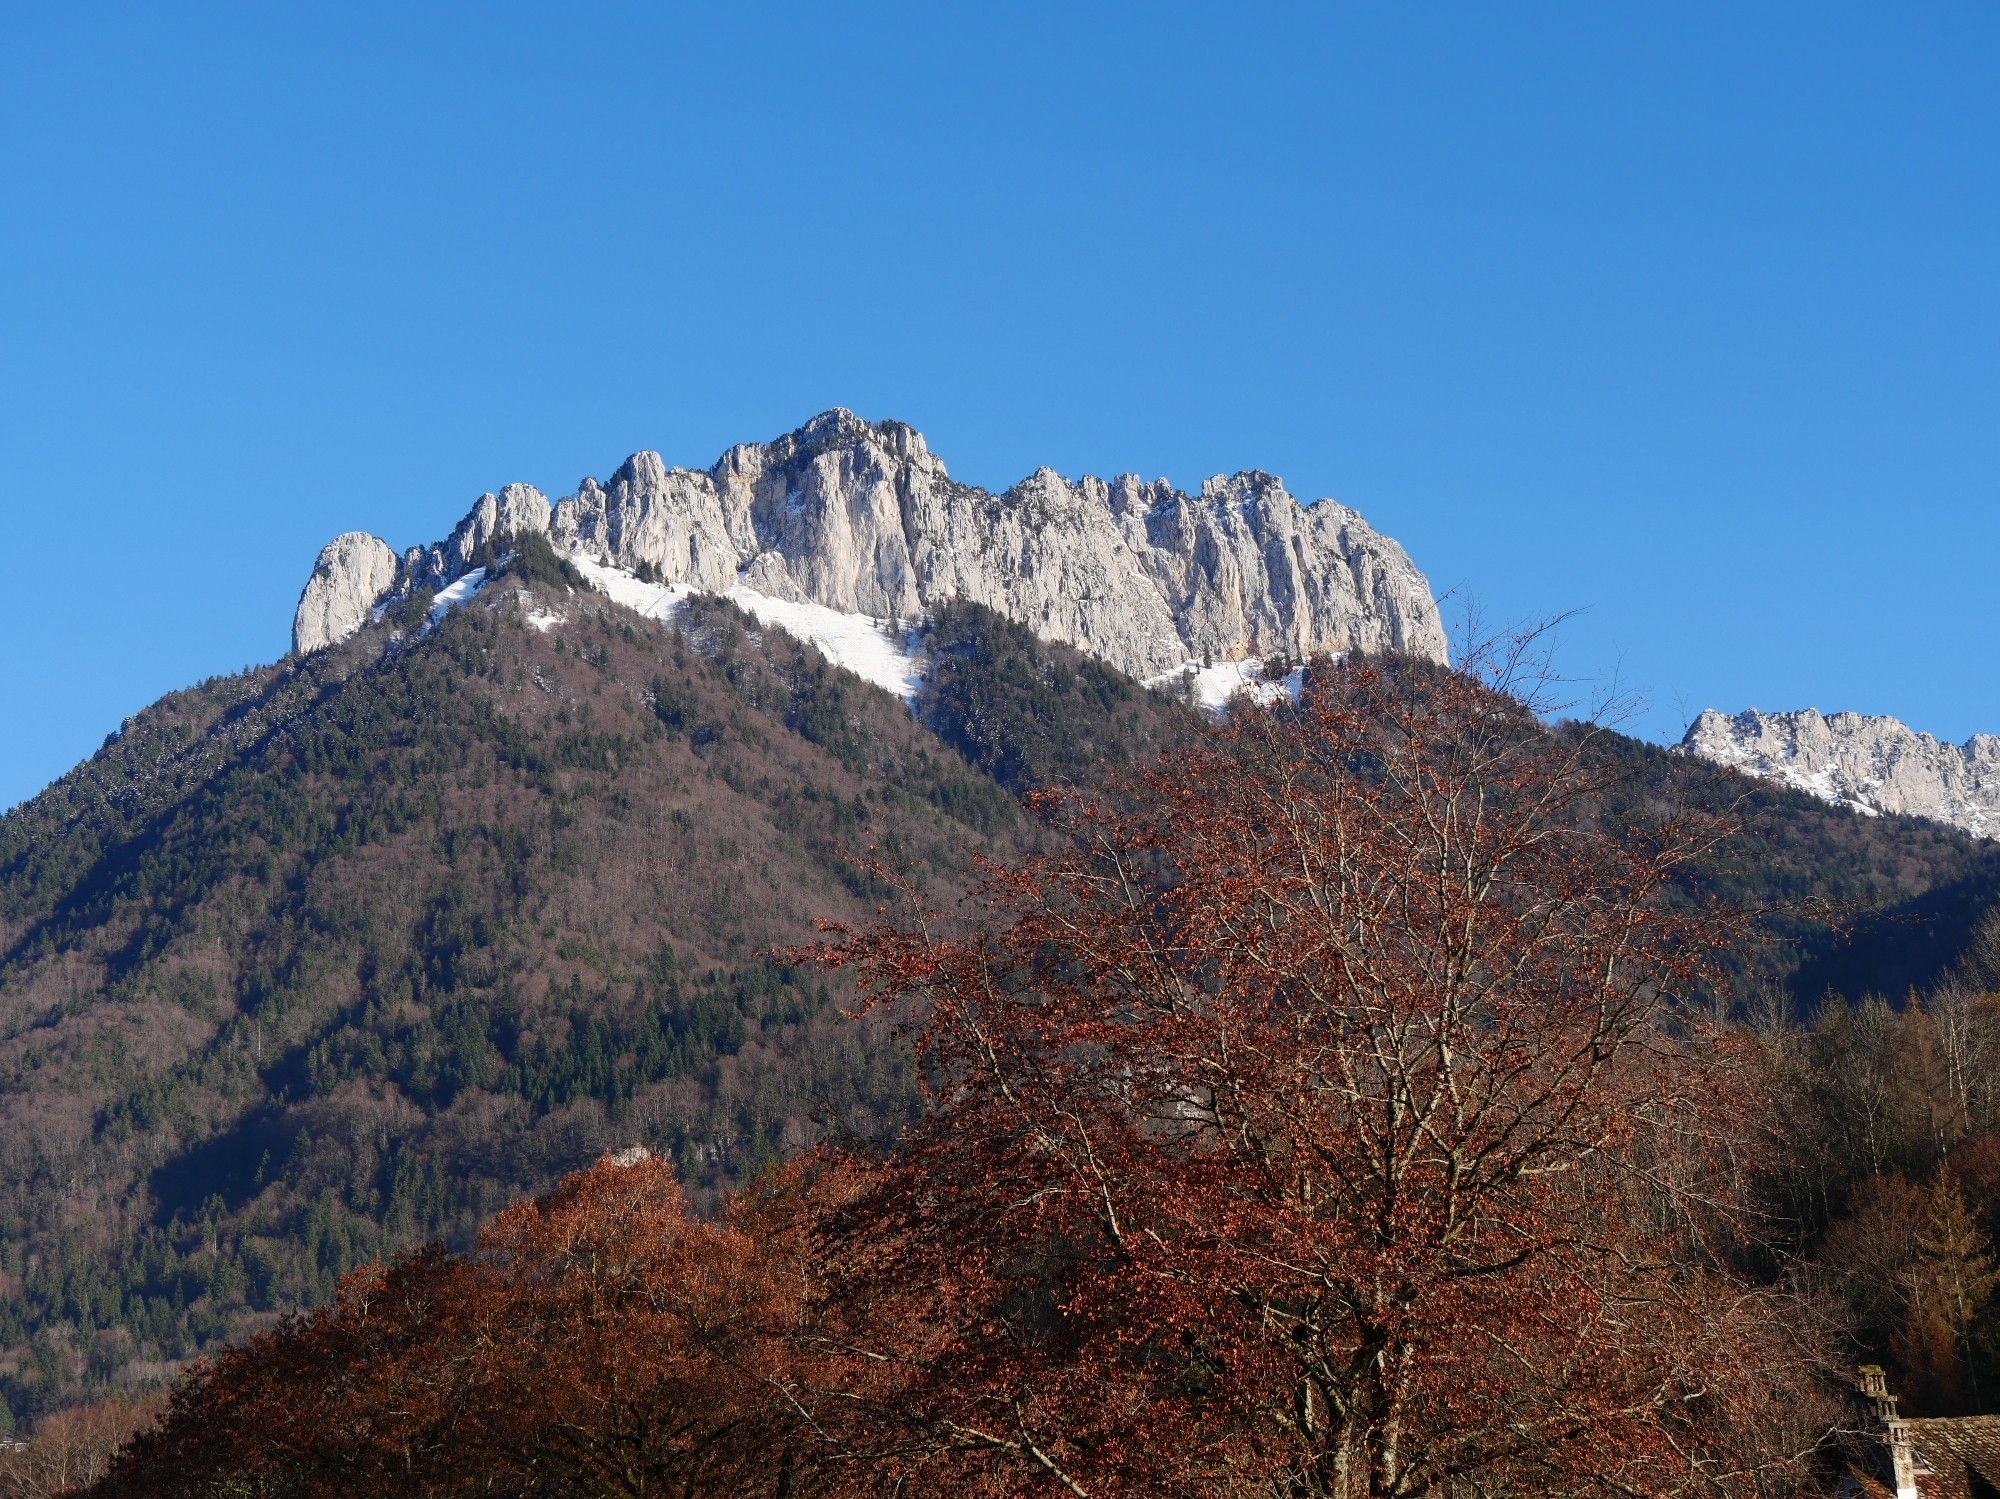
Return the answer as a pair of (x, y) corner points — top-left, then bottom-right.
(2, 565), (1999, 1490)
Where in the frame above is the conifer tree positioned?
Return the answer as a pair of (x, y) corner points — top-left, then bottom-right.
(1899, 1173), (2000, 1410)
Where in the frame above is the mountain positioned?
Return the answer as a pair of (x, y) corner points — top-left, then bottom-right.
(1681, 707), (2000, 840)
(292, 409), (1448, 680)
(0, 549), (1203, 1426)
(8, 404), (1453, 1428)
(5, 410), (1997, 1436)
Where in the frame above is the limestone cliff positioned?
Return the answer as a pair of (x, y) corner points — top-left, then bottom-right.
(1681, 707), (2000, 839)
(292, 410), (1447, 681)
(292, 533), (399, 654)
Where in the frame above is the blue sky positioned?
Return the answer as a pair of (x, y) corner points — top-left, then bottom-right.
(3, 3), (1996, 811)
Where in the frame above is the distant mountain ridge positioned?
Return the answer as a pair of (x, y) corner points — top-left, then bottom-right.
(293, 409), (1448, 682)
(1681, 707), (2000, 839)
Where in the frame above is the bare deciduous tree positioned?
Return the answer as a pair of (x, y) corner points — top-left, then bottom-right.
(806, 654), (1834, 1497)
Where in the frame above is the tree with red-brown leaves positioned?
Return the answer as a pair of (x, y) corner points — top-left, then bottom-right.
(92, 1152), (832, 1498)
(83, 1236), (493, 1495)
(468, 1150), (830, 1496)
(804, 654), (1833, 1498)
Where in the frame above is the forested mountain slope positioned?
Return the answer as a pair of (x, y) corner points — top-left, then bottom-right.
(3, 560), (1997, 1434)
(1576, 723), (2000, 1002)
(0, 568), (1192, 1424)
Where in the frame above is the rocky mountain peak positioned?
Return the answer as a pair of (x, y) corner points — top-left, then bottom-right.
(293, 532), (399, 654)
(612, 450), (671, 491)
(291, 412), (1448, 682)
(1200, 470), (1282, 506)
(1680, 706), (2000, 839)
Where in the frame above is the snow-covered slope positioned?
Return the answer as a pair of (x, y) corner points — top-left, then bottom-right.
(428, 567), (489, 624)
(1147, 658), (1307, 714)
(719, 587), (924, 700)
(572, 557), (923, 701)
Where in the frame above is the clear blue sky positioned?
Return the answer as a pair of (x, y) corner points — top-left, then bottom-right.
(3, 3), (1996, 811)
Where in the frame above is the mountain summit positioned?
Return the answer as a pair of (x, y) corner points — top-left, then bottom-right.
(292, 410), (1447, 681)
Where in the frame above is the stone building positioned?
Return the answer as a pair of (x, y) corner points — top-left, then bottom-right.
(1838, 1365), (2000, 1498)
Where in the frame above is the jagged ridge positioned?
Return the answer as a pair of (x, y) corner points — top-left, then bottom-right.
(1680, 707), (2000, 840)
(292, 410), (1447, 682)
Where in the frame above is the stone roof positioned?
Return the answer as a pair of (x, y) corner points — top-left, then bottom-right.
(1905, 1416), (2000, 1499)
(1842, 1416), (2000, 1499)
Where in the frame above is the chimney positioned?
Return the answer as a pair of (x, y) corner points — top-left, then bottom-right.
(1860, 1364), (1890, 1406)
(1859, 1368), (1921, 1499)
(1885, 1416), (1920, 1499)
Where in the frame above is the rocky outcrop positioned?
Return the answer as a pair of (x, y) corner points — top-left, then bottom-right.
(405, 482), (554, 589)
(290, 410), (1447, 678)
(292, 532), (399, 655)
(1680, 708), (2000, 839)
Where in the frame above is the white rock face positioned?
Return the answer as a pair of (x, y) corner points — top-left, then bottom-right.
(1681, 708), (2000, 839)
(543, 410), (1445, 678)
(406, 482), (553, 588)
(291, 410), (1448, 678)
(292, 532), (399, 654)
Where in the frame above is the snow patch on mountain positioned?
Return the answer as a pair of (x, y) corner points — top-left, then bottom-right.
(576, 550), (1302, 715)
(572, 556), (691, 621)
(429, 567), (489, 624)
(1149, 658), (1308, 714)
(719, 588), (925, 702)
(579, 553), (1312, 716)
(571, 556), (923, 702)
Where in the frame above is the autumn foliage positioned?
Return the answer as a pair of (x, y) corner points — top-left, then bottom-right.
(93, 1152), (830, 1497)
(798, 656), (1830, 1496)
(86, 656), (1834, 1497)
